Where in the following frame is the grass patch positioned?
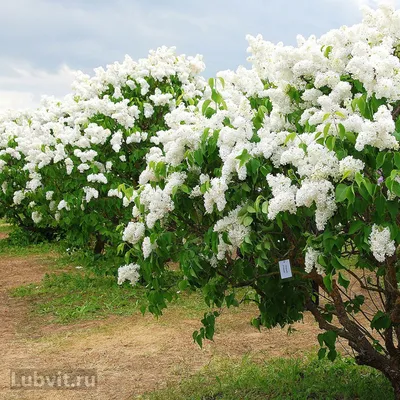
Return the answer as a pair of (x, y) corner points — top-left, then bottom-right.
(11, 272), (143, 323)
(0, 222), (63, 257)
(0, 239), (64, 257)
(1, 224), (213, 324)
(0, 220), (11, 233)
(142, 355), (393, 400)
(10, 269), (216, 324)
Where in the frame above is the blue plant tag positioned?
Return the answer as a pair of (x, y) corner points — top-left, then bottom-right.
(279, 259), (292, 279)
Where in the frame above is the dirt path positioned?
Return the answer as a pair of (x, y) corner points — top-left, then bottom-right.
(0, 253), (322, 400)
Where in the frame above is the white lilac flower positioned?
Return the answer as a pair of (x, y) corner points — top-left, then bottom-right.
(304, 247), (325, 275)
(31, 211), (43, 224)
(117, 263), (140, 286)
(57, 200), (70, 211)
(213, 207), (250, 248)
(122, 222), (145, 245)
(45, 191), (54, 200)
(142, 236), (157, 259)
(339, 156), (365, 180)
(87, 173), (107, 184)
(266, 174), (297, 219)
(296, 179), (337, 230)
(83, 186), (99, 202)
(107, 188), (123, 198)
(204, 178), (228, 213)
(12, 190), (25, 205)
(369, 224), (396, 262)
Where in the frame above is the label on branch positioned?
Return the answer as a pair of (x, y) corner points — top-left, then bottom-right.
(279, 259), (292, 279)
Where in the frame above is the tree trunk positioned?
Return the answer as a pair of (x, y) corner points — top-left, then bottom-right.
(356, 355), (400, 400)
(94, 234), (105, 255)
(389, 376), (400, 400)
(311, 279), (319, 306)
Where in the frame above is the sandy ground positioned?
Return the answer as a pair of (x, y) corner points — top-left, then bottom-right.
(0, 250), (322, 400)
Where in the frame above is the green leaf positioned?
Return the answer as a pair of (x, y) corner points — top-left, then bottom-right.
(358, 95), (367, 116)
(338, 272), (350, 290)
(178, 279), (189, 291)
(192, 330), (203, 348)
(324, 123), (332, 136)
(348, 220), (364, 235)
(318, 347), (327, 360)
(364, 180), (375, 197)
(394, 153), (400, 169)
(254, 195), (263, 212)
(116, 243), (125, 255)
(345, 131), (356, 144)
(326, 135), (336, 151)
(243, 216), (253, 227)
(180, 184), (190, 194)
(376, 152), (386, 169)
(391, 181), (400, 197)
(327, 349), (337, 361)
(338, 123), (346, 140)
(247, 205), (256, 214)
(335, 183), (348, 202)
(371, 311), (391, 331)
(211, 89), (223, 104)
(194, 149), (203, 166)
(317, 254), (327, 267)
(354, 172), (364, 187)
(335, 111), (345, 119)
(236, 149), (252, 168)
(322, 113), (331, 122)
(324, 330), (338, 348)
(324, 45), (333, 58)
(323, 274), (333, 293)
(317, 333), (325, 347)
(124, 186), (134, 200)
(375, 195), (386, 218)
(346, 184), (355, 204)
(202, 99), (212, 115)
(299, 142), (308, 153)
(251, 317), (261, 331)
(284, 132), (297, 144)
(340, 170), (352, 182)
(261, 201), (269, 214)
(204, 107), (216, 118)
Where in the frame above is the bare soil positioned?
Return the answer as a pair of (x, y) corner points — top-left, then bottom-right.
(0, 252), (322, 400)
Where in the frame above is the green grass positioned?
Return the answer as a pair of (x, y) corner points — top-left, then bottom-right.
(1, 221), (145, 322)
(5, 233), (211, 324)
(11, 272), (144, 323)
(0, 239), (64, 257)
(0, 221), (63, 256)
(2, 223), (213, 324)
(10, 268), (216, 324)
(0, 220), (11, 233)
(141, 355), (393, 400)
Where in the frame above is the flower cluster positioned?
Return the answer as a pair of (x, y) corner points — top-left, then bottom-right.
(117, 263), (140, 286)
(369, 224), (396, 262)
(0, 47), (205, 250)
(120, 4), (400, 281)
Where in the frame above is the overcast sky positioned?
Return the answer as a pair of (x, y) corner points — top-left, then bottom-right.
(0, 0), (397, 111)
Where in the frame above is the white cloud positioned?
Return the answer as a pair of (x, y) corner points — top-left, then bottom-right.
(334, 0), (399, 8)
(0, 91), (36, 111)
(0, 62), (76, 111)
